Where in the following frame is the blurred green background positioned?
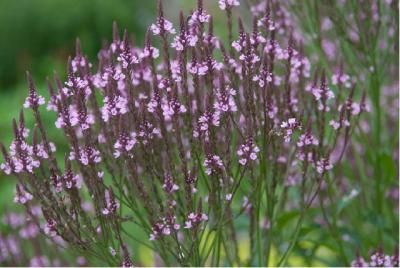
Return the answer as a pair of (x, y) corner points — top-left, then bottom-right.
(0, 0), (156, 88)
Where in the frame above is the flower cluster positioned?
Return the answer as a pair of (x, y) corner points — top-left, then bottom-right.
(280, 118), (301, 143)
(14, 184), (33, 204)
(102, 188), (120, 215)
(162, 174), (179, 194)
(316, 158), (333, 174)
(204, 154), (224, 175)
(149, 216), (180, 241)
(214, 86), (237, 113)
(113, 132), (137, 158)
(0, 208), (83, 266)
(351, 248), (399, 267)
(218, 0), (240, 10)
(69, 146), (101, 166)
(237, 138), (260, 165)
(151, 18), (176, 36)
(184, 212), (208, 229)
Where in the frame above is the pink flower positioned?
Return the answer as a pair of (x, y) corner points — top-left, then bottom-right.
(253, 71), (272, 87)
(161, 97), (187, 121)
(329, 119), (350, 130)
(316, 158), (333, 174)
(113, 132), (137, 158)
(149, 216), (180, 240)
(102, 189), (120, 215)
(171, 33), (198, 51)
(101, 95), (128, 122)
(184, 212), (208, 229)
(237, 138), (260, 165)
(23, 94), (45, 109)
(188, 9), (210, 25)
(109, 247), (117, 257)
(204, 154), (224, 175)
(218, 0), (240, 10)
(151, 18), (176, 35)
(297, 133), (319, 147)
(43, 219), (57, 237)
(196, 110), (221, 138)
(14, 184), (33, 204)
(332, 72), (351, 88)
(139, 46), (160, 59)
(70, 146), (102, 166)
(162, 174), (180, 194)
(280, 118), (301, 142)
(214, 86), (237, 113)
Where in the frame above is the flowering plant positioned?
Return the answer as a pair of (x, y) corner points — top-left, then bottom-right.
(0, 0), (398, 267)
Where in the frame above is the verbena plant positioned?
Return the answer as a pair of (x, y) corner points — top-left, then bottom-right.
(0, 0), (397, 266)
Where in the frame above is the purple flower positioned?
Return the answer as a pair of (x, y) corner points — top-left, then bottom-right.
(109, 247), (117, 257)
(237, 138), (260, 166)
(8, 139), (40, 174)
(297, 133), (319, 147)
(113, 132), (137, 158)
(0, 161), (12, 175)
(151, 18), (176, 35)
(332, 72), (351, 88)
(162, 174), (180, 194)
(171, 33), (198, 51)
(30, 256), (50, 267)
(218, 0), (240, 10)
(253, 71), (272, 87)
(102, 188), (120, 215)
(101, 95), (128, 122)
(329, 119), (350, 130)
(23, 94), (45, 109)
(184, 212), (208, 229)
(139, 46), (159, 59)
(196, 110), (221, 138)
(69, 146), (101, 166)
(370, 251), (387, 267)
(43, 219), (57, 237)
(62, 167), (81, 190)
(188, 9), (210, 26)
(149, 216), (180, 241)
(162, 97), (187, 121)
(117, 47), (139, 69)
(316, 158), (333, 174)
(14, 184), (33, 204)
(280, 118), (301, 143)
(204, 154), (224, 175)
(188, 61), (209, 76)
(214, 86), (237, 113)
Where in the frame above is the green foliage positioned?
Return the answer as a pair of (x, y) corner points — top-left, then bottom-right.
(0, 0), (155, 88)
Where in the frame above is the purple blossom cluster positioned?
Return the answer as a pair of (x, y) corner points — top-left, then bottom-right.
(351, 248), (399, 267)
(0, 208), (86, 266)
(0, 0), (375, 266)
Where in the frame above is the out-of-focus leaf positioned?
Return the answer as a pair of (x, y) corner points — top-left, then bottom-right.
(275, 211), (300, 230)
(298, 226), (317, 238)
(379, 153), (396, 184)
(337, 188), (360, 215)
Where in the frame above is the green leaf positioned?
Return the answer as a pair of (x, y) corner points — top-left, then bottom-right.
(379, 153), (396, 185)
(337, 188), (360, 215)
(276, 211), (300, 230)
